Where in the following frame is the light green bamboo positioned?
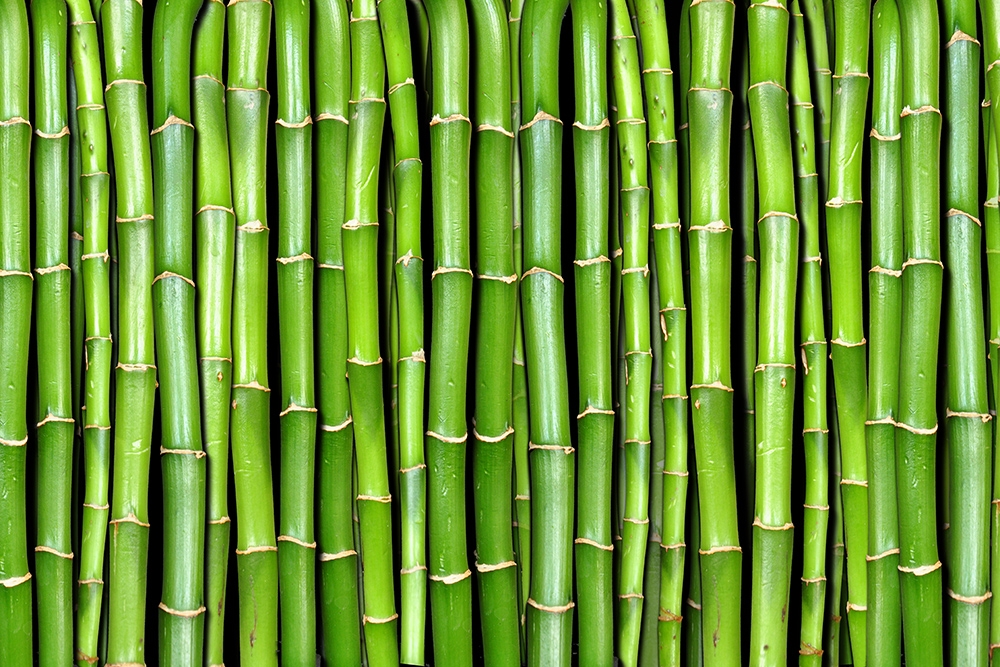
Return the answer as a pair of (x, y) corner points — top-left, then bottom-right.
(151, 0), (207, 660)
(313, 0), (363, 663)
(342, 1), (399, 663)
(469, 0), (518, 664)
(67, 68), (85, 576)
(32, 0), (73, 662)
(826, 0), (871, 660)
(801, 0), (831, 199)
(227, 0), (279, 660)
(985, 100), (1000, 667)
(864, 2), (903, 667)
(688, 0), (741, 664)
(570, 0), (613, 663)
(192, 1), (235, 662)
(895, 1), (943, 665)
(67, 0), (113, 661)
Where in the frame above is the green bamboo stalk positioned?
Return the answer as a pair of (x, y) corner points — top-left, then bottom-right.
(801, 0), (831, 199)
(102, 0), (157, 659)
(508, 0), (531, 651)
(274, 0), (318, 659)
(826, 0), (870, 660)
(67, 0), (113, 660)
(468, 0), (519, 663)
(227, 0), (278, 660)
(0, 10), (32, 661)
(314, 0), (363, 663)
(192, 1), (235, 662)
(32, 0), (73, 661)
(151, 0), (207, 660)
(342, 2), (399, 663)
(609, 0), (652, 662)
(377, 0), (426, 659)
(865, 1), (902, 665)
(789, 3), (828, 662)
(985, 100), (1000, 667)
(570, 0), (613, 664)
(381, 153), (398, 510)
(895, 1), (943, 665)
(68, 68), (85, 566)
(824, 397), (844, 667)
(941, 1), (990, 661)
(630, 4), (687, 665)
(688, 0), (741, 664)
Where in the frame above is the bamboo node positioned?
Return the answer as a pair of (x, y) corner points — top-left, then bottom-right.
(792, 102), (815, 110)
(158, 603), (206, 618)
(237, 219), (269, 233)
(388, 77), (416, 95)
(315, 112), (349, 124)
(685, 598), (702, 610)
(363, 613), (399, 625)
(280, 402), (318, 417)
(799, 644), (824, 657)
(801, 576), (826, 584)
(840, 478), (868, 487)
(895, 420), (938, 435)
(35, 263), (72, 275)
(690, 381), (734, 392)
(621, 265), (650, 277)
(520, 110), (562, 131)
(232, 380), (271, 392)
(209, 516), (231, 525)
(753, 362), (795, 372)
(105, 79), (146, 93)
(276, 252), (313, 264)
(662, 469), (690, 477)
(430, 569), (472, 584)
(802, 503), (829, 511)
(71, 231), (85, 241)
(476, 560), (517, 573)
(426, 430), (467, 444)
(278, 535), (317, 549)
(319, 549), (357, 562)
(118, 362), (156, 372)
(752, 518), (794, 531)
(613, 247), (623, 257)
(572, 118), (611, 131)
(0, 116), (30, 127)
(869, 128), (901, 141)
(845, 602), (867, 612)
(196, 204), (235, 215)
(35, 126), (70, 139)
(399, 463), (427, 474)
(357, 494), (392, 504)
(948, 589), (992, 605)
(400, 565), (427, 574)
(153, 271), (196, 288)
(946, 208), (982, 227)
(117, 214), (155, 224)
(477, 123), (515, 138)
(575, 537), (614, 551)
(831, 71), (869, 80)
(574, 255), (611, 267)
(747, 80), (788, 95)
(826, 196), (863, 208)
(803, 255), (822, 264)
(275, 116), (313, 129)
(37, 413), (74, 428)
(151, 115), (194, 136)
(478, 272), (518, 283)
(160, 447), (207, 458)
(619, 593), (644, 600)
(623, 516), (650, 526)
(660, 542), (686, 551)
(35, 545), (74, 559)
(83, 424), (111, 431)
(699, 545), (741, 555)
(0, 436), (27, 448)
(347, 356), (382, 367)
(869, 265), (902, 278)
(343, 218), (378, 230)
(473, 426), (514, 443)
(521, 266), (564, 282)
(77, 103), (105, 111)
(430, 113), (472, 126)
(830, 337), (866, 348)
(946, 409), (992, 423)
(659, 610), (683, 623)
(900, 105), (941, 117)
(898, 561), (942, 576)
(110, 513), (151, 528)
(528, 442), (575, 455)
(653, 221), (682, 230)
(399, 349), (427, 363)
(678, 122), (689, 131)
(946, 29), (980, 47)
(527, 598), (575, 614)
(83, 502), (110, 510)
(578, 405), (615, 419)
(431, 265), (474, 279)
(81, 252), (110, 264)
(396, 250), (422, 266)
(235, 545), (278, 555)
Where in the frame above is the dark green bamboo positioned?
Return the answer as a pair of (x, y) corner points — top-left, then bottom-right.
(274, 0), (318, 660)
(192, 1), (235, 662)
(32, 0), (73, 662)
(151, 0), (207, 659)
(469, 0), (518, 664)
(570, 0), (613, 664)
(865, 1), (902, 665)
(67, 68), (85, 575)
(314, 0), (363, 663)
(801, 0), (831, 199)
(688, 0), (741, 663)
(227, 0), (279, 661)
(341, 1), (399, 663)
(67, 0), (113, 661)
(985, 100), (1000, 667)
(895, 1), (943, 665)
(824, 399), (845, 667)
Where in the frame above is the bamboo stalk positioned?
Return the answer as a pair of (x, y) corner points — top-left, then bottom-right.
(468, 0), (519, 663)
(985, 99), (1000, 667)
(192, 1), (235, 661)
(151, 0), (207, 659)
(227, 0), (279, 660)
(570, 0), (613, 663)
(342, 2), (399, 663)
(32, 0), (74, 661)
(895, 1), (943, 665)
(314, 0), (363, 662)
(102, 0), (158, 658)
(824, 398), (845, 667)
(67, 0), (113, 660)
(67, 68), (85, 578)
(801, 0), (831, 200)
(865, 1), (902, 665)
(826, 0), (871, 659)
(378, 0), (426, 659)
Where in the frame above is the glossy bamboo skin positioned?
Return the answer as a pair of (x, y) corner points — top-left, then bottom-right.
(866, 2), (903, 665)
(32, 0), (74, 661)
(895, 1), (944, 665)
(227, 0), (279, 661)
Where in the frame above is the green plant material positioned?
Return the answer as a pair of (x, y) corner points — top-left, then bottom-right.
(866, 2), (902, 665)
(192, 1), (235, 661)
(67, 0), (113, 661)
(67, 68), (85, 573)
(826, 0), (871, 660)
(788, 2), (829, 663)
(314, 0), (363, 663)
(801, 0), (831, 197)
(570, 0), (613, 664)
(895, 0), (943, 665)
(102, 0), (158, 658)
(32, 0), (73, 661)
(151, 0), (207, 660)
(985, 98), (1000, 667)
(342, 1), (399, 664)
(824, 397), (844, 667)
(227, 0), (279, 660)
(378, 0), (427, 659)
(468, 0), (519, 664)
